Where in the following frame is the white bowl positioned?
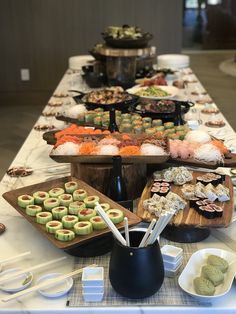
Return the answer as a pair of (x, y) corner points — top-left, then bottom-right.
(36, 273), (73, 298)
(0, 268), (33, 292)
(157, 54), (190, 69)
(82, 267), (104, 287)
(127, 85), (179, 100)
(163, 255), (183, 270)
(82, 292), (104, 302)
(161, 244), (183, 263)
(178, 248), (236, 302)
(82, 285), (104, 294)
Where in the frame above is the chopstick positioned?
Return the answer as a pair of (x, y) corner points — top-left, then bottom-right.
(2, 264), (97, 302)
(0, 251), (31, 265)
(139, 219), (156, 248)
(95, 202), (127, 246)
(0, 256), (67, 285)
(124, 217), (130, 246)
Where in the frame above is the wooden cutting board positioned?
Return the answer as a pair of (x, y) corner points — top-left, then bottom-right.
(137, 171), (234, 228)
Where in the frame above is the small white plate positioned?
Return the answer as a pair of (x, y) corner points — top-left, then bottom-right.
(82, 267), (104, 287)
(36, 273), (73, 298)
(0, 268), (33, 293)
(178, 248), (236, 302)
(126, 85), (179, 100)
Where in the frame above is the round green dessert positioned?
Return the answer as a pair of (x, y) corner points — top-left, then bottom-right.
(62, 215), (79, 228)
(145, 127), (156, 135)
(33, 191), (49, 205)
(90, 216), (107, 230)
(73, 189), (87, 201)
(133, 125), (143, 134)
(74, 221), (93, 235)
(201, 265), (224, 286)
(142, 117), (152, 124)
(107, 209), (124, 224)
(43, 198), (60, 211)
(52, 206), (68, 220)
(207, 255), (229, 273)
(120, 124), (132, 133)
(36, 212), (52, 224)
(152, 119), (163, 127)
(26, 204), (42, 217)
(55, 229), (75, 241)
(46, 220), (63, 234)
(68, 201), (86, 215)
(17, 194), (34, 208)
(78, 208), (96, 221)
(64, 181), (78, 194)
(142, 122), (152, 130)
(58, 194), (73, 207)
(194, 277), (215, 296)
(84, 195), (100, 208)
(164, 122), (175, 129)
(156, 126), (165, 132)
(48, 187), (65, 198)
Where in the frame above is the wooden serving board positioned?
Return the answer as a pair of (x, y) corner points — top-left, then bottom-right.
(137, 171), (234, 228)
(2, 177), (141, 251)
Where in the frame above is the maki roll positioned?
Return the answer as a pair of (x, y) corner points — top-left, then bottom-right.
(74, 221), (93, 235)
(84, 196), (100, 208)
(68, 201), (86, 215)
(133, 125), (143, 134)
(33, 191), (49, 205)
(142, 117), (152, 124)
(94, 117), (102, 126)
(58, 194), (73, 207)
(18, 194), (34, 208)
(52, 206), (68, 220)
(150, 186), (160, 196)
(210, 204), (223, 217)
(145, 127), (156, 135)
(62, 215), (79, 228)
(43, 198), (60, 211)
(73, 189), (87, 201)
(64, 181), (78, 193)
(164, 122), (174, 129)
(152, 119), (162, 127)
(78, 208), (96, 221)
(155, 126), (165, 132)
(100, 203), (110, 212)
(46, 220), (63, 234)
(198, 205), (217, 219)
(48, 187), (65, 198)
(55, 229), (75, 242)
(107, 209), (124, 224)
(142, 122), (152, 130)
(36, 212), (53, 224)
(90, 216), (107, 230)
(159, 186), (169, 196)
(120, 124), (132, 133)
(189, 197), (200, 210)
(26, 204), (42, 217)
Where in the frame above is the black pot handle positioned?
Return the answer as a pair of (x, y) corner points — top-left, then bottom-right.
(68, 89), (85, 96)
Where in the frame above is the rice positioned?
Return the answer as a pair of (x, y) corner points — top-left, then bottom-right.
(97, 144), (119, 155)
(140, 143), (166, 156)
(52, 142), (79, 155)
(65, 104), (87, 118)
(185, 130), (211, 144)
(194, 143), (223, 163)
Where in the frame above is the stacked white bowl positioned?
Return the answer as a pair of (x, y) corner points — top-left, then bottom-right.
(161, 245), (183, 277)
(157, 54), (190, 69)
(68, 55), (94, 70)
(82, 267), (104, 302)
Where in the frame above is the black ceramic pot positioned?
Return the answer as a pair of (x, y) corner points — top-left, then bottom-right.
(109, 230), (164, 299)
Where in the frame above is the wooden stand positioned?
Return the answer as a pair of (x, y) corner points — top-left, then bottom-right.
(71, 163), (147, 200)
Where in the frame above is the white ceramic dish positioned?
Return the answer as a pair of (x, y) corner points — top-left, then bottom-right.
(165, 262), (182, 278)
(178, 248), (236, 302)
(163, 256), (183, 270)
(0, 268), (33, 293)
(83, 292), (104, 302)
(36, 273), (73, 298)
(82, 285), (104, 294)
(126, 85), (179, 100)
(161, 245), (183, 263)
(82, 267), (104, 287)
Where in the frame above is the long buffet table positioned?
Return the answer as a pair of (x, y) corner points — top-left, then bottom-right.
(1, 55), (236, 313)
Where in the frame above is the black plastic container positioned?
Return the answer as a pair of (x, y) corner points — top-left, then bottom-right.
(109, 230), (164, 299)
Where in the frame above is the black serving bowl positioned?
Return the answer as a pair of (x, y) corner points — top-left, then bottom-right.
(102, 33), (153, 49)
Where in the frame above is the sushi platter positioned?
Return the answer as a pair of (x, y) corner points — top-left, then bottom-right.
(2, 177), (141, 253)
(137, 170), (234, 228)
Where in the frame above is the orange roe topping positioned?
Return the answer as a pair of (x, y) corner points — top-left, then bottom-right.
(210, 140), (229, 155)
(119, 146), (140, 155)
(79, 142), (97, 155)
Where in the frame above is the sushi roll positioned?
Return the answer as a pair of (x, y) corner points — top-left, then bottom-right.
(46, 220), (63, 234)
(152, 119), (162, 127)
(210, 204), (223, 217)
(159, 186), (169, 196)
(33, 191), (49, 205)
(175, 125), (186, 132)
(17, 194), (34, 208)
(64, 181), (78, 193)
(216, 184), (230, 202)
(78, 208), (96, 221)
(68, 201), (86, 215)
(153, 182), (161, 187)
(100, 203), (110, 212)
(168, 133), (179, 140)
(90, 216), (107, 230)
(164, 122), (174, 129)
(120, 124), (132, 133)
(36, 212), (52, 224)
(121, 119), (131, 124)
(142, 117), (152, 124)
(26, 204), (42, 217)
(73, 189), (87, 201)
(48, 187), (65, 198)
(84, 196), (100, 208)
(121, 113), (131, 120)
(52, 206), (68, 220)
(58, 194), (73, 207)
(145, 127), (156, 135)
(161, 182), (170, 187)
(133, 125), (143, 134)
(62, 215), (79, 228)
(107, 209), (124, 224)
(85, 111), (96, 123)
(74, 221), (93, 235)
(55, 229), (75, 242)
(189, 197), (200, 209)
(150, 186), (160, 196)
(198, 205), (216, 219)
(132, 119), (143, 127)
(43, 198), (60, 211)
(131, 114), (141, 121)
(142, 122), (152, 130)
(94, 117), (102, 126)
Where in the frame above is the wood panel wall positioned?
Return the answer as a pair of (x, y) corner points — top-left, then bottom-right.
(0, 0), (183, 105)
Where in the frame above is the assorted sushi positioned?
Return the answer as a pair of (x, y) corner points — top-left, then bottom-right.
(150, 180), (170, 197)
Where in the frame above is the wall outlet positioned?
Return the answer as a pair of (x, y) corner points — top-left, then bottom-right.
(20, 68), (30, 81)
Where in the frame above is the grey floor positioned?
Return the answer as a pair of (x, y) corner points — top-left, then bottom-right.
(0, 51), (236, 180)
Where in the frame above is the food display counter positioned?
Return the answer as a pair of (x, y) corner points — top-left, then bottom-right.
(1, 55), (236, 313)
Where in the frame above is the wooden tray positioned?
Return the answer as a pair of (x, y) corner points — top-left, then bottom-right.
(137, 171), (234, 228)
(2, 177), (141, 251)
(56, 115), (107, 130)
